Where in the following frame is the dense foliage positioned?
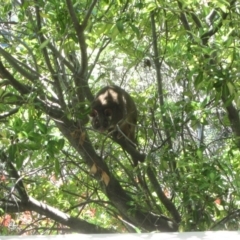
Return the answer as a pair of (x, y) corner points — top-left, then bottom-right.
(1, 0), (240, 235)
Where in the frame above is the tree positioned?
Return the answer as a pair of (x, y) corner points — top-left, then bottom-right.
(0, 0), (240, 234)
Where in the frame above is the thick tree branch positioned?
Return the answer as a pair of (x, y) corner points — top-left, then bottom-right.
(26, 197), (114, 233)
(0, 47), (38, 82)
(35, 97), (65, 120)
(0, 198), (114, 233)
(0, 79), (10, 86)
(55, 119), (177, 232)
(0, 150), (114, 233)
(147, 167), (181, 224)
(112, 136), (146, 166)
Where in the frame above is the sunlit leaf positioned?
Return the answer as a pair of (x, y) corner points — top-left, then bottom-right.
(101, 171), (110, 186)
(90, 164), (97, 174)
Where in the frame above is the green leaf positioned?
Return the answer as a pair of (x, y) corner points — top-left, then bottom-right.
(28, 132), (42, 142)
(63, 39), (76, 54)
(222, 84), (230, 99)
(194, 72), (203, 88)
(39, 39), (50, 49)
(46, 141), (55, 157)
(57, 139), (65, 150)
(54, 158), (60, 175)
(146, 3), (157, 12)
(116, 20), (124, 33)
(18, 142), (41, 150)
(13, 118), (23, 129)
(16, 155), (25, 169)
(37, 122), (48, 134)
(8, 144), (17, 161)
(130, 24), (140, 38)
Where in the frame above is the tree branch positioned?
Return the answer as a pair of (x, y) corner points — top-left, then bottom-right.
(147, 167), (181, 224)
(0, 149), (114, 233)
(223, 97), (240, 148)
(0, 151), (29, 202)
(177, 1), (193, 40)
(205, 9), (218, 27)
(0, 61), (31, 95)
(150, 11), (176, 171)
(0, 198), (115, 233)
(35, 2), (66, 109)
(0, 108), (20, 119)
(190, 12), (202, 28)
(201, 0), (236, 45)
(0, 61), (63, 118)
(82, 0), (98, 29)
(65, 0), (93, 103)
(48, 43), (75, 72)
(87, 37), (111, 91)
(112, 135), (146, 166)
(0, 47), (38, 82)
(65, 0), (88, 78)
(55, 120), (177, 232)
(210, 209), (240, 230)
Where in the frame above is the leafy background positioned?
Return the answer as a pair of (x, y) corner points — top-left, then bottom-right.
(0, 0), (240, 235)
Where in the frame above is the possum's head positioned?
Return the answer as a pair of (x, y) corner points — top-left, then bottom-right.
(89, 108), (112, 132)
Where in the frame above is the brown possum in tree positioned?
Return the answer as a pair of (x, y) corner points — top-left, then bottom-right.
(90, 85), (144, 166)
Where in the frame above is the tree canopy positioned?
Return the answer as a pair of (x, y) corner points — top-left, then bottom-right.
(1, 0), (240, 235)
